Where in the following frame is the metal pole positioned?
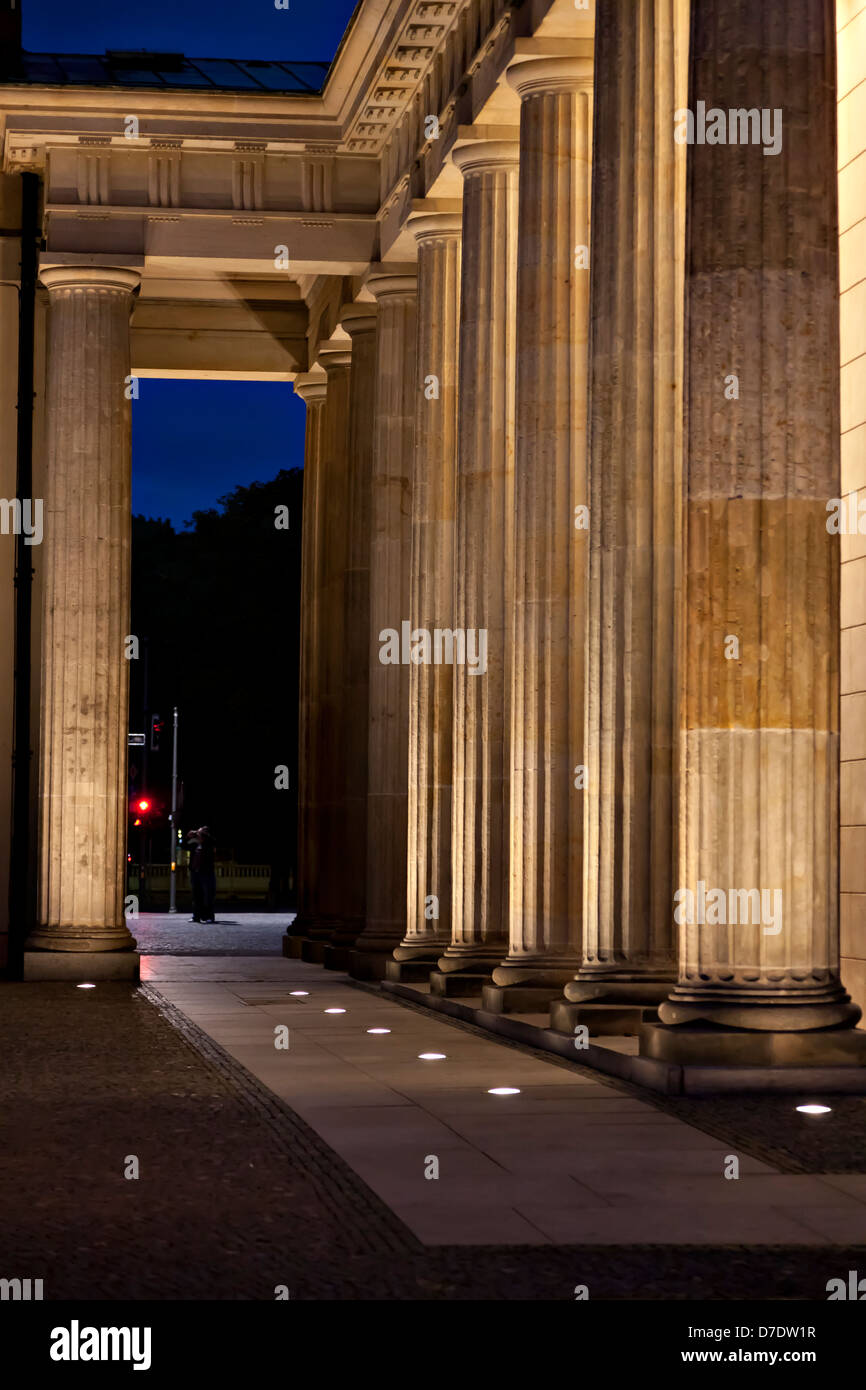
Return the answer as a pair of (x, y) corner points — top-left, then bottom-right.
(169, 706), (179, 913)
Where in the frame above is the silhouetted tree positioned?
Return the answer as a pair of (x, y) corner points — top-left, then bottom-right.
(129, 468), (303, 904)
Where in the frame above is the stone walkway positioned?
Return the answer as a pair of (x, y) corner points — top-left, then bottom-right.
(144, 952), (866, 1249)
(5, 913), (866, 1299)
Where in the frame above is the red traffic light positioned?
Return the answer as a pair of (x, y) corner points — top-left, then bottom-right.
(136, 798), (150, 813)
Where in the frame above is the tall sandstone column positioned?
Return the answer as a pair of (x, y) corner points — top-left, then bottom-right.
(645, 0), (865, 1065)
(556, 0), (688, 1031)
(26, 266), (140, 977)
(302, 340), (354, 960)
(287, 370), (328, 955)
(486, 54), (593, 1010)
(435, 138), (519, 992)
(325, 304), (377, 965)
(351, 272), (417, 979)
(391, 212), (462, 978)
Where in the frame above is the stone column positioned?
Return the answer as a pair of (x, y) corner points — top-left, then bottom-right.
(485, 54), (594, 1011)
(553, 0), (688, 1035)
(390, 213), (462, 980)
(301, 341), (353, 960)
(286, 369), (328, 957)
(326, 303), (378, 966)
(351, 272), (418, 979)
(25, 265), (140, 979)
(434, 138), (519, 995)
(644, 0), (866, 1070)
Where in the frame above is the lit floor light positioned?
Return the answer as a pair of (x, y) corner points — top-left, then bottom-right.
(488, 1087), (521, 1096)
(289, 991), (309, 997)
(796, 1103), (832, 1115)
(418, 1052), (447, 1060)
(367, 1028), (391, 1034)
(324, 1007), (346, 1014)
(77, 983), (96, 989)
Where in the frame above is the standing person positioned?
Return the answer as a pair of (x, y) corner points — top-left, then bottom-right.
(195, 825), (217, 923)
(187, 826), (217, 924)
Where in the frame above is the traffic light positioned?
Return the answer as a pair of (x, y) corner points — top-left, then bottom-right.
(150, 713), (163, 752)
(136, 798), (151, 814)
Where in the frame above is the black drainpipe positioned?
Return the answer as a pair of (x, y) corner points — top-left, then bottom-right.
(8, 170), (39, 977)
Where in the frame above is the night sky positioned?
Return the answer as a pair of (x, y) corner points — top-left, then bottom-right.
(25, 0), (359, 527)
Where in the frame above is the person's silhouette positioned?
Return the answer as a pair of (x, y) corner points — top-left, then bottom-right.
(187, 825), (216, 923)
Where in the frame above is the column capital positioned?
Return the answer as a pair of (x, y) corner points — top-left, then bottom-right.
(365, 269), (417, 302)
(339, 302), (377, 338)
(293, 370), (328, 406)
(406, 209), (463, 245)
(506, 54), (593, 99)
(451, 138), (520, 178)
(318, 336), (353, 372)
(39, 264), (141, 296)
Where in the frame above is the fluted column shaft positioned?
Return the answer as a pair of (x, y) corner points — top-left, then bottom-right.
(565, 0), (688, 1006)
(659, 0), (857, 1032)
(333, 305), (378, 948)
(29, 266), (140, 952)
(440, 141), (519, 976)
(294, 371), (328, 938)
(493, 56), (593, 992)
(310, 343), (354, 943)
(395, 215), (462, 965)
(352, 273), (418, 976)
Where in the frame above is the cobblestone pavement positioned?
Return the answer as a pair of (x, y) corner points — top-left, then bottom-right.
(129, 911), (293, 955)
(3, 978), (866, 1300)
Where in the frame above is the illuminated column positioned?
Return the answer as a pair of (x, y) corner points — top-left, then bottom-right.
(644, 0), (866, 1067)
(25, 266), (140, 977)
(435, 138), (519, 993)
(486, 54), (593, 1010)
(390, 212), (462, 979)
(554, 0), (688, 1033)
(351, 271), (418, 979)
(286, 369), (328, 957)
(327, 303), (378, 963)
(303, 341), (353, 959)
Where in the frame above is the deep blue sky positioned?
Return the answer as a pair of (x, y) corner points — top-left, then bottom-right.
(25, 0), (358, 526)
(24, 0), (358, 62)
(132, 381), (306, 527)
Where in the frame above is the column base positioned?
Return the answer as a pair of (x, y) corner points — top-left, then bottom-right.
(564, 973), (674, 1006)
(482, 982), (569, 1014)
(349, 946), (400, 981)
(491, 956), (581, 990)
(550, 999), (661, 1037)
(658, 984), (861, 1032)
(430, 969), (491, 998)
(385, 957), (437, 983)
(26, 923), (136, 953)
(282, 934), (307, 959)
(301, 939), (330, 964)
(323, 944), (352, 971)
(640, 1020), (866, 1069)
(392, 936), (450, 964)
(303, 915), (345, 946)
(437, 944), (506, 974)
(23, 948), (140, 982)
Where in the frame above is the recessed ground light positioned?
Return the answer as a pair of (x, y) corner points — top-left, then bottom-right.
(796, 1103), (832, 1115)
(324, 1007), (346, 1014)
(418, 1052), (446, 1060)
(77, 983), (95, 989)
(289, 990), (309, 997)
(367, 1027), (391, 1034)
(488, 1087), (520, 1096)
